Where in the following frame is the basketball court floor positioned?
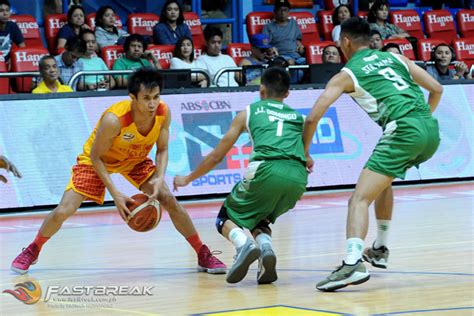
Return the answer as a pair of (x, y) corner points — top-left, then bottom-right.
(0, 182), (473, 315)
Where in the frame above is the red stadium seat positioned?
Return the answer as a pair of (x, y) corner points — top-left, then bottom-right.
(147, 45), (174, 69)
(305, 41), (335, 64)
(246, 12), (273, 39)
(317, 10), (334, 41)
(194, 45), (206, 58)
(358, 11), (368, 20)
(389, 10), (424, 39)
(226, 43), (252, 65)
(87, 13), (123, 30)
(423, 10), (457, 43)
(127, 13), (159, 37)
(456, 9), (474, 38)
(417, 38), (445, 61)
(290, 12), (319, 44)
(101, 45), (124, 69)
(383, 38), (415, 60)
(10, 15), (43, 48)
(44, 14), (67, 54)
(10, 47), (48, 92)
(183, 12), (205, 49)
(452, 38), (474, 68)
(324, 0), (351, 10)
(263, 0), (314, 8)
(0, 56), (11, 94)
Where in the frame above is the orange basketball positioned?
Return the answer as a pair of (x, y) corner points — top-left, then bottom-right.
(125, 194), (161, 232)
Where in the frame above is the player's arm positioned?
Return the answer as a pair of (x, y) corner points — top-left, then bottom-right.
(173, 111), (247, 190)
(402, 56), (443, 112)
(147, 110), (171, 200)
(303, 71), (354, 171)
(90, 113), (134, 219)
(0, 155), (22, 183)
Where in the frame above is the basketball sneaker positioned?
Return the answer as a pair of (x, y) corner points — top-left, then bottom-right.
(316, 259), (370, 292)
(226, 239), (260, 284)
(197, 245), (227, 274)
(257, 244), (278, 284)
(363, 243), (390, 269)
(11, 243), (40, 274)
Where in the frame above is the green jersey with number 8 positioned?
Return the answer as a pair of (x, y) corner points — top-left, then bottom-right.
(342, 49), (430, 128)
(246, 99), (306, 164)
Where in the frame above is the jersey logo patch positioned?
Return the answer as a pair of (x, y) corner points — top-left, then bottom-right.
(122, 133), (135, 141)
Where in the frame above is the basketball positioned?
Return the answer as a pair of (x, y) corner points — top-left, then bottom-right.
(125, 194), (161, 232)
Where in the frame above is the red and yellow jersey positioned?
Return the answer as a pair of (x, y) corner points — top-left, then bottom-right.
(77, 99), (168, 172)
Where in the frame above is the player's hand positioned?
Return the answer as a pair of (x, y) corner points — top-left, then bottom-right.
(305, 154), (314, 173)
(0, 156), (22, 183)
(146, 176), (164, 201)
(112, 191), (134, 222)
(173, 175), (190, 191)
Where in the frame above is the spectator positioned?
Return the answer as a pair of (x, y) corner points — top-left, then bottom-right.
(153, 0), (191, 45)
(57, 5), (90, 52)
(426, 44), (471, 81)
(239, 33), (278, 85)
(78, 30), (115, 91)
(322, 45), (342, 63)
(95, 6), (129, 50)
(0, 0), (24, 62)
(32, 55), (73, 94)
(332, 5), (353, 46)
(113, 33), (161, 89)
(170, 37), (207, 87)
(369, 30), (383, 50)
(381, 43), (402, 54)
(368, 0), (410, 40)
(262, 0), (305, 66)
(54, 37), (86, 87)
(202, 0), (232, 46)
(196, 26), (238, 87)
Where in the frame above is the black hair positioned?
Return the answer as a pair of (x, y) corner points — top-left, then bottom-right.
(332, 4), (353, 26)
(204, 26), (223, 42)
(268, 56), (289, 69)
(124, 33), (148, 51)
(173, 37), (195, 62)
(340, 17), (371, 46)
(67, 5), (86, 26)
(0, 0), (10, 8)
(95, 5), (118, 34)
(38, 55), (56, 72)
(368, 0), (390, 23)
(128, 68), (163, 96)
(381, 43), (401, 53)
(159, 0), (185, 25)
(261, 67), (290, 98)
(65, 37), (87, 54)
(80, 29), (95, 39)
(370, 30), (382, 38)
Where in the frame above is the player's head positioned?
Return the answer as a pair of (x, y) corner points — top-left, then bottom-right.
(128, 69), (163, 110)
(340, 17), (371, 59)
(260, 67), (290, 100)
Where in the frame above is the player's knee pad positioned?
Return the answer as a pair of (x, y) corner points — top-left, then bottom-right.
(215, 205), (230, 234)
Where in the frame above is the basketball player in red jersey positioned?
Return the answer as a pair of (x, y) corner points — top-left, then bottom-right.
(11, 68), (226, 274)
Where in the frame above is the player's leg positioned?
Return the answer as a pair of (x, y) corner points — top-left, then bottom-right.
(363, 185), (393, 268)
(11, 189), (85, 274)
(251, 220), (277, 284)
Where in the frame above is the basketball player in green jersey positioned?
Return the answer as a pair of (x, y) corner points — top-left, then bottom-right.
(303, 17), (443, 292)
(174, 67), (308, 284)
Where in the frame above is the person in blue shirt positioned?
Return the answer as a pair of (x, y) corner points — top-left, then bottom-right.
(0, 0), (24, 62)
(56, 5), (90, 52)
(153, 0), (191, 45)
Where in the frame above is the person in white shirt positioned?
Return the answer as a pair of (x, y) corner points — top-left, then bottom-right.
(170, 37), (207, 87)
(332, 4), (353, 46)
(196, 26), (239, 87)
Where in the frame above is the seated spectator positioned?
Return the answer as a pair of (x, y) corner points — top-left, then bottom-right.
(426, 44), (471, 81)
(332, 5), (353, 46)
(262, 0), (305, 66)
(196, 26), (238, 87)
(170, 37), (207, 87)
(369, 30), (383, 50)
(32, 55), (73, 94)
(113, 33), (161, 89)
(368, 0), (410, 40)
(153, 0), (191, 45)
(78, 30), (115, 91)
(322, 45), (342, 63)
(202, 0), (231, 46)
(381, 43), (402, 54)
(57, 5), (90, 52)
(0, 0), (24, 63)
(239, 33), (278, 85)
(95, 6), (129, 50)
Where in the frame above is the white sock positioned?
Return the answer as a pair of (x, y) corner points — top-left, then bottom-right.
(255, 233), (272, 249)
(345, 238), (364, 265)
(374, 220), (391, 249)
(228, 228), (248, 249)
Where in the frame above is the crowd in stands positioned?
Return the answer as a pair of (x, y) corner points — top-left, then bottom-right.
(0, 0), (473, 95)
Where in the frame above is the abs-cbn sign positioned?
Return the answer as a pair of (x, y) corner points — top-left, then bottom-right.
(181, 100), (232, 111)
(427, 14), (454, 27)
(393, 14), (420, 27)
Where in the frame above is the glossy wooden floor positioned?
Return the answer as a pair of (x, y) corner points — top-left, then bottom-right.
(0, 182), (473, 316)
